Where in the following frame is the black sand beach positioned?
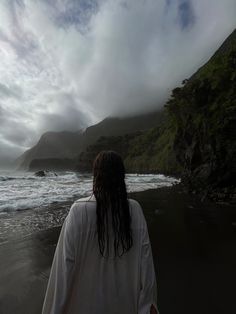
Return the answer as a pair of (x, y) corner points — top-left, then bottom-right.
(0, 183), (236, 314)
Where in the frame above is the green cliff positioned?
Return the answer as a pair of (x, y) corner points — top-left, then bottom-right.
(76, 113), (183, 176)
(76, 29), (236, 203)
(167, 29), (236, 202)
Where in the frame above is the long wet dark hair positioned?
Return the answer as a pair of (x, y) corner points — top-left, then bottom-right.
(93, 151), (133, 258)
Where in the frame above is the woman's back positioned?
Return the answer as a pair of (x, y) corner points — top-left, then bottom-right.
(42, 151), (159, 314)
(42, 195), (158, 314)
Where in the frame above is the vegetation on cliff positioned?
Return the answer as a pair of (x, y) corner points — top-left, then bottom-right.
(75, 112), (183, 176)
(166, 29), (236, 202)
(76, 29), (236, 203)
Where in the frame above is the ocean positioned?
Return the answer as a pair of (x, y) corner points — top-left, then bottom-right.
(0, 170), (180, 243)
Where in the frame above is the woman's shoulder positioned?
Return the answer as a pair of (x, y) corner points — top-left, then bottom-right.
(67, 195), (96, 227)
(128, 198), (142, 209)
(74, 194), (96, 204)
(128, 198), (147, 220)
(71, 195), (96, 216)
(128, 198), (144, 217)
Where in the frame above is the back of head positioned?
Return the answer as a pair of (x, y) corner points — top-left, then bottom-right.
(93, 151), (133, 258)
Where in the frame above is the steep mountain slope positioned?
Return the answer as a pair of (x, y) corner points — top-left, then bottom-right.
(17, 110), (164, 170)
(16, 130), (84, 170)
(83, 111), (164, 142)
(168, 28), (236, 201)
(76, 29), (236, 203)
(76, 112), (183, 176)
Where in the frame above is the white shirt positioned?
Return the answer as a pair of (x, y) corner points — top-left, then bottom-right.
(42, 195), (159, 314)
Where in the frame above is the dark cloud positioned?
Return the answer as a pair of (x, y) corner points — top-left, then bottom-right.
(0, 104), (36, 147)
(38, 111), (87, 133)
(178, 1), (195, 29)
(40, 0), (101, 32)
(0, 139), (22, 167)
(0, 103), (28, 166)
(2, 0), (38, 59)
(56, 0), (99, 29)
(0, 0), (235, 164)
(37, 93), (90, 133)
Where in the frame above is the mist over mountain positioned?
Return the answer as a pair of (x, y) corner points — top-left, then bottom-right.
(16, 130), (84, 170)
(75, 29), (236, 203)
(17, 110), (164, 170)
(0, 0), (236, 165)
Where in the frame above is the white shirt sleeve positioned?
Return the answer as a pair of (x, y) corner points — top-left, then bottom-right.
(42, 204), (77, 314)
(138, 214), (160, 314)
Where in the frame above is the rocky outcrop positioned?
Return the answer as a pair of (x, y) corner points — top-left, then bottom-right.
(34, 170), (58, 177)
(35, 170), (46, 177)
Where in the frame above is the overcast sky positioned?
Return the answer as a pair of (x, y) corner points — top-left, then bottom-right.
(0, 0), (235, 164)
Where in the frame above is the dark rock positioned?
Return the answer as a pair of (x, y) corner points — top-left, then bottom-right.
(35, 170), (46, 177)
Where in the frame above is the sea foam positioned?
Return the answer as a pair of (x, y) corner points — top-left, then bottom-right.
(0, 171), (180, 243)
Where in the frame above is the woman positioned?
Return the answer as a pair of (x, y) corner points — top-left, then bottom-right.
(42, 151), (159, 314)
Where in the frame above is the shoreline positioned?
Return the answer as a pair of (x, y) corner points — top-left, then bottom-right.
(0, 183), (236, 314)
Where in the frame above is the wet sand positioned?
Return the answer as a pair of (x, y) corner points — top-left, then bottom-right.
(0, 183), (236, 314)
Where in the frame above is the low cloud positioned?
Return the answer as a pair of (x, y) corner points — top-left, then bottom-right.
(0, 0), (235, 163)
(0, 83), (22, 99)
